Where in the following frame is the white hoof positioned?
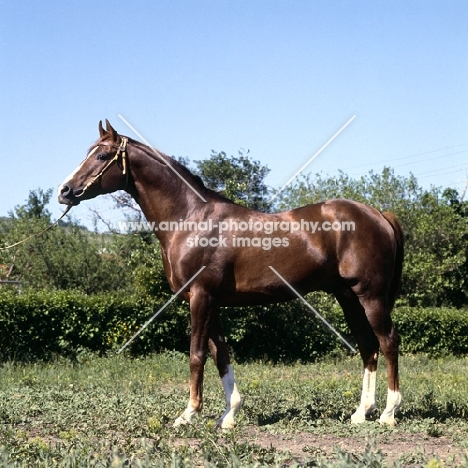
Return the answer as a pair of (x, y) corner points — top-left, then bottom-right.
(217, 414), (235, 430)
(173, 401), (199, 428)
(218, 366), (241, 430)
(351, 403), (376, 424)
(351, 410), (366, 424)
(173, 416), (191, 427)
(379, 389), (401, 426)
(379, 414), (397, 426)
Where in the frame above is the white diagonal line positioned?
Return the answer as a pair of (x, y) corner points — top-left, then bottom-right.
(117, 266), (206, 354)
(268, 115), (356, 204)
(268, 266), (357, 353)
(118, 114), (207, 203)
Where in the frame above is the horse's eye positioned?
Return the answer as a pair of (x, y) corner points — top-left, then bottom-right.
(96, 153), (108, 161)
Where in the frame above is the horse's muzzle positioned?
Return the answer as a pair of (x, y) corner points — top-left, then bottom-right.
(58, 183), (81, 206)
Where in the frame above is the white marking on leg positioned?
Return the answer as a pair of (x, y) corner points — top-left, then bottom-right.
(173, 400), (199, 427)
(379, 388), (402, 426)
(351, 369), (377, 424)
(217, 365), (242, 429)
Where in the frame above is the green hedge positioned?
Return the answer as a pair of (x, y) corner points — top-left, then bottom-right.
(0, 290), (190, 361)
(0, 289), (467, 362)
(394, 307), (468, 356)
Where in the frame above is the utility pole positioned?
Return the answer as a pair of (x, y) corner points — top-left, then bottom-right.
(461, 178), (468, 202)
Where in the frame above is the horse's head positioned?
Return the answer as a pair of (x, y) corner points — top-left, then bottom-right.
(58, 120), (129, 206)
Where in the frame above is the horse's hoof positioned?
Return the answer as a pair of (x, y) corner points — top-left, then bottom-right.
(217, 416), (235, 430)
(351, 410), (366, 424)
(379, 415), (397, 426)
(173, 416), (191, 428)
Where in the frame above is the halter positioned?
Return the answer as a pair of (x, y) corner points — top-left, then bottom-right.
(76, 137), (129, 198)
(1, 137), (129, 251)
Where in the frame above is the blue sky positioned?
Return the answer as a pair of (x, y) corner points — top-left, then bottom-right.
(1, 1), (467, 228)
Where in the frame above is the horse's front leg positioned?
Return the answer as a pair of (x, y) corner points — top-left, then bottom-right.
(208, 310), (241, 429)
(174, 291), (213, 427)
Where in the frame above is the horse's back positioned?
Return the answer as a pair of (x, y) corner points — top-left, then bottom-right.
(222, 199), (397, 303)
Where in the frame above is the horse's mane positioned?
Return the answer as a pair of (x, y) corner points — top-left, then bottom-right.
(128, 137), (236, 204)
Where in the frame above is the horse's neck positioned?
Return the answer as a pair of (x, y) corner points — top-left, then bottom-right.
(127, 145), (209, 237)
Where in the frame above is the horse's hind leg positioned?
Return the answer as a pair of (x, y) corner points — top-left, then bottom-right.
(208, 310), (241, 429)
(336, 293), (380, 423)
(361, 297), (401, 426)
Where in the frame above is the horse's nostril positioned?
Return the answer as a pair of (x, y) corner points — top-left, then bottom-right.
(58, 184), (76, 204)
(60, 185), (71, 197)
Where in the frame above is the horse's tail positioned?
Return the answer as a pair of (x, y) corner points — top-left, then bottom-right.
(381, 211), (404, 312)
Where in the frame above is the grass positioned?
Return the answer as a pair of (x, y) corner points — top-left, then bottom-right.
(0, 352), (468, 466)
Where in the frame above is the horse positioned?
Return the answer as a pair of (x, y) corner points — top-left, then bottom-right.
(58, 120), (404, 428)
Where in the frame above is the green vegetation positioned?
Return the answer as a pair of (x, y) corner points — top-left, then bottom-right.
(194, 150), (271, 211)
(1, 167), (467, 362)
(1, 289), (468, 362)
(0, 353), (467, 466)
(0, 189), (132, 293)
(0, 152), (467, 465)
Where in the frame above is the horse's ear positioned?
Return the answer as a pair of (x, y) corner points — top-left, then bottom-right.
(105, 119), (118, 142)
(98, 120), (105, 137)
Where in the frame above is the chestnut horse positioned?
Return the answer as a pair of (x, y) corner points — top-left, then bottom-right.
(58, 120), (404, 428)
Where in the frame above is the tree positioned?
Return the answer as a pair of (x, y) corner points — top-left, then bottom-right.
(0, 189), (132, 293)
(194, 150), (271, 211)
(116, 231), (172, 300)
(10, 188), (53, 221)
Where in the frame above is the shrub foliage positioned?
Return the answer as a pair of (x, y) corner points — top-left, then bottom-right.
(1, 289), (467, 362)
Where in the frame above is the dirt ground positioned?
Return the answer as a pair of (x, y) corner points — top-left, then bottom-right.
(173, 425), (467, 466)
(242, 426), (466, 466)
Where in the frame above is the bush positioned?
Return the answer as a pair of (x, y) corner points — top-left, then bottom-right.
(0, 289), (467, 362)
(393, 307), (468, 356)
(0, 289), (190, 361)
(221, 293), (347, 362)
